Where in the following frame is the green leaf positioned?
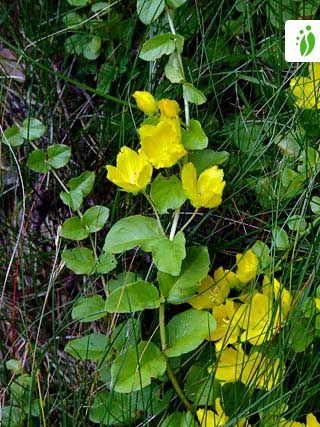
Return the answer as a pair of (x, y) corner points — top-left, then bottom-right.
(103, 215), (163, 253)
(165, 52), (184, 83)
(251, 240), (270, 272)
(158, 246), (210, 304)
(311, 196), (320, 215)
(1, 406), (25, 427)
(82, 205), (109, 233)
(47, 144), (71, 169)
(185, 364), (220, 405)
(62, 11), (83, 27)
(139, 33), (176, 61)
(3, 125), (24, 147)
(276, 135), (301, 158)
(272, 226), (289, 250)
(95, 252), (117, 274)
(160, 412), (197, 427)
(166, 0), (188, 7)
(91, 2), (108, 13)
(68, 171), (95, 197)
(150, 174), (187, 214)
(111, 318), (141, 352)
(72, 295), (106, 322)
(229, 117), (265, 155)
(89, 390), (135, 426)
(67, 0), (89, 6)
(290, 321), (314, 352)
(60, 190), (83, 211)
(65, 34), (87, 55)
(189, 150), (229, 175)
(65, 333), (110, 361)
(136, 0), (165, 24)
(181, 119), (208, 150)
(108, 272), (142, 293)
(183, 83), (207, 105)
(60, 217), (89, 241)
(27, 149), (49, 173)
(83, 36), (102, 60)
(62, 247), (96, 275)
(151, 232), (186, 276)
(287, 215), (307, 232)
(166, 309), (216, 357)
(111, 341), (166, 392)
(6, 359), (23, 374)
(105, 281), (161, 313)
(21, 118), (46, 140)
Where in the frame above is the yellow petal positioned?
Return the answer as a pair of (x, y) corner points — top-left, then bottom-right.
(181, 162), (199, 206)
(106, 147), (152, 193)
(158, 98), (180, 118)
(188, 276), (216, 309)
(197, 166), (225, 208)
(309, 63), (320, 82)
(139, 118), (186, 168)
(182, 163), (225, 209)
(279, 418), (305, 427)
(307, 413), (320, 427)
(236, 249), (259, 283)
(210, 346), (246, 383)
(133, 91), (158, 116)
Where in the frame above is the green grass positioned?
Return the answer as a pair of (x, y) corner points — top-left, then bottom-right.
(1, 0), (320, 426)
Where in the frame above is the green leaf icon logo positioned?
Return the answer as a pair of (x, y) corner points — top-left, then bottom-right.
(298, 26), (316, 57)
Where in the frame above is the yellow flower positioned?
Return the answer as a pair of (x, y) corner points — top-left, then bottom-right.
(290, 63), (320, 109)
(232, 293), (274, 346)
(181, 162), (225, 209)
(138, 117), (186, 168)
(306, 414), (320, 427)
(279, 419), (304, 427)
(197, 399), (229, 426)
(235, 249), (259, 284)
(241, 351), (281, 391)
(188, 269), (232, 310)
(262, 276), (292, 318)
(158, 98), (180, 118)
(208, 299), (241, 351)
(279, 413), (320, 427)
(132, 91), (158, 116)
(209, 345), (246, 383)
(106, 147), (152, 194)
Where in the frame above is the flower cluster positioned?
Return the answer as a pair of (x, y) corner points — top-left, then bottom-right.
(106, 91), (225, 208)
(290, 63), (320, 109)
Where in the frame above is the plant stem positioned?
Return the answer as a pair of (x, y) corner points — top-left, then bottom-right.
(165, 7), (190, 126)
(159, 303), (195, 415)
(180, 208), (199, 233)
(143, 191), (166, 237)
(169, 208), (180, 241)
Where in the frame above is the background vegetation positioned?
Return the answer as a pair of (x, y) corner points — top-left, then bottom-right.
(1, 0), (320, 425)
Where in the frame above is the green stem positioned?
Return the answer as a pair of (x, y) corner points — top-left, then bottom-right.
(165, 7), (190, 127)
(180, 208), (199, 234)
(159, 303), (195, 415)
(143, 191), (166, 237)
(169, 208), (180, 241)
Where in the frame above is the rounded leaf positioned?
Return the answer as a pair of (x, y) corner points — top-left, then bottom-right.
(105, 281), (161, 313)
(47, 144), (71, 169)
(111, 341), (166, 393)
(166, 309), (216, 357)
(60, 217), (89, 241)
(137, 0), (165, 24)
(82, 205), (109, 233)
(62, 247), (95, 275)
(21, 118), (46, 140)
